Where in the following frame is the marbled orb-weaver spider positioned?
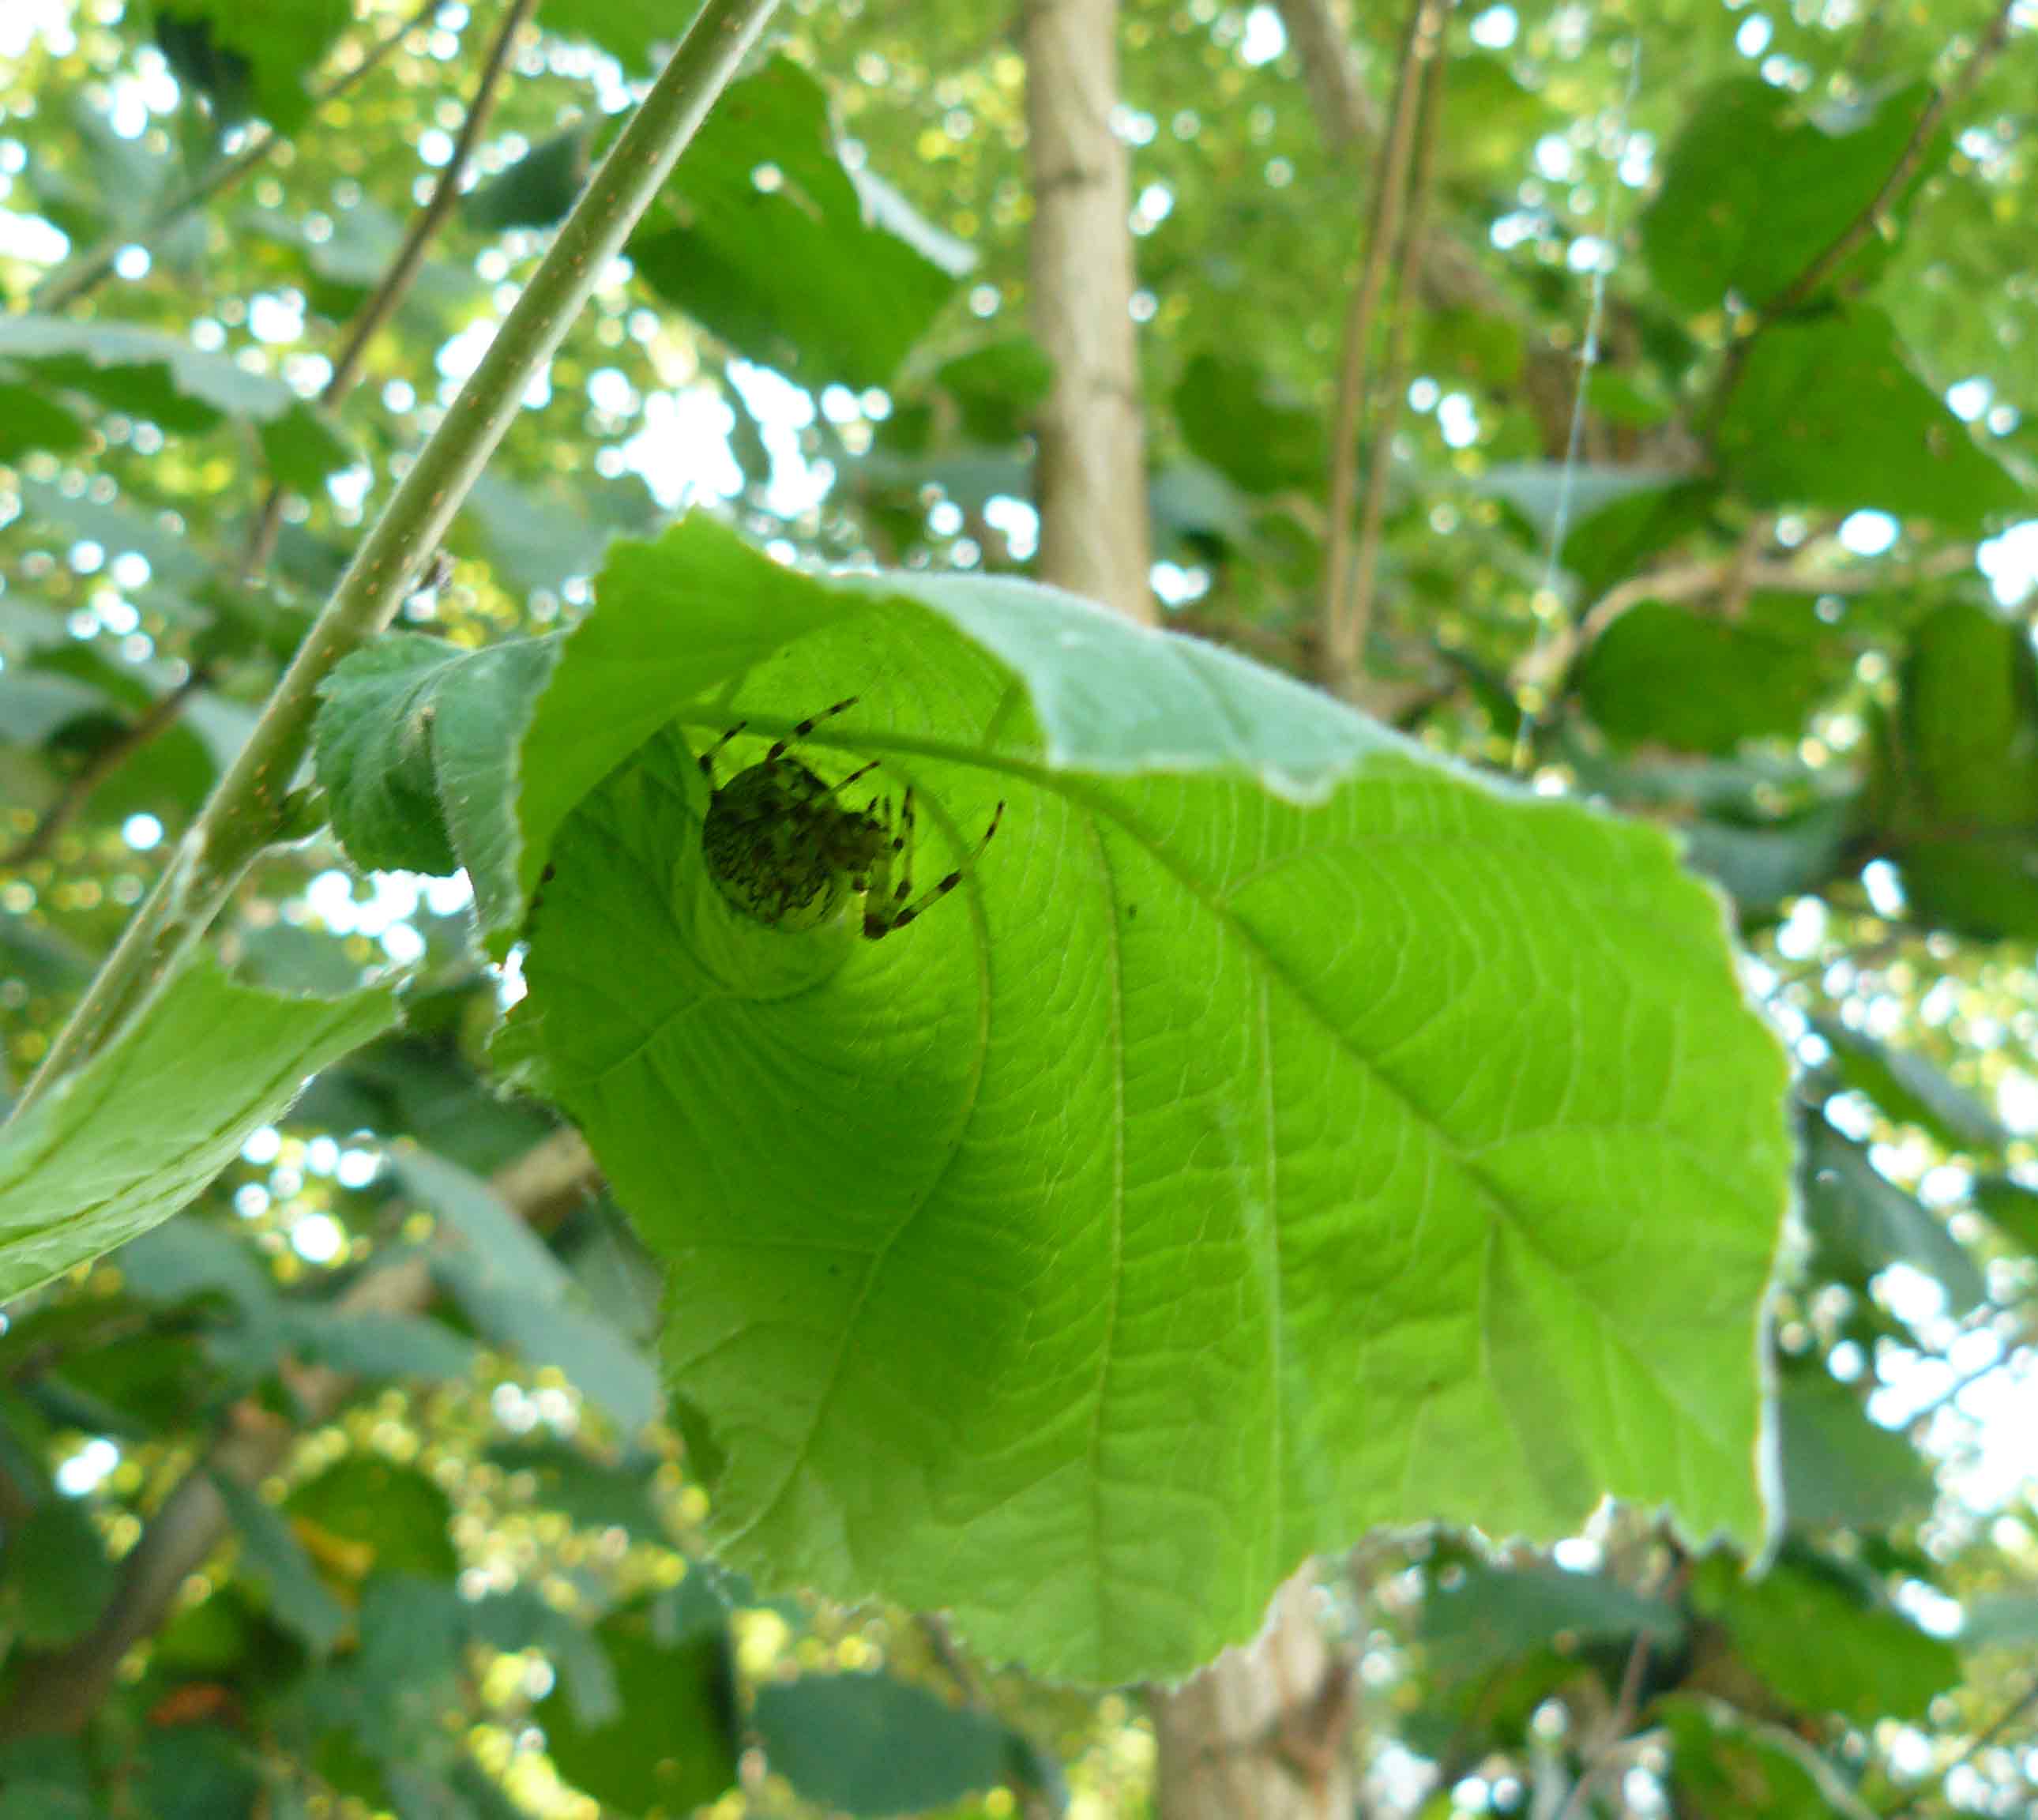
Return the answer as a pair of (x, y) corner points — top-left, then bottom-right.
(696, 697), (1004, 938)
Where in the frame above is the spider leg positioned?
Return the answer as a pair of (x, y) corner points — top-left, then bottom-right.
(822, 758), (882, 798)
(695, 720), (747, 785)
(868, 798), (1006, 937)
(765, 695), (861, 762)
(861, 790), (912, 938)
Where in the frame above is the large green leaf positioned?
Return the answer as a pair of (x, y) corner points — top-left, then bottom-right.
(1689, 1548), (1957, 1724)
(1580, 597), (1845, 754)
(1172, 352), (1323, 496)
(1774, 1367), (1935, 1534)
(0, 957), (397, 1304)
(1796, 1111), (1985, 1310)
(149, 0), (351, 132)
(0, 1496), (117, 1647)
(1644, 79), (1942, 314)
(1659, 1695), (1865, 1820)
(1420, 1552), (1684, 1683)
(0, 316), (303, 429)
(1870, 600), (2038, 938)
(536, 1594), (736, 1814)
(393, 1150), (663, 1434)
(314, 633), (560, 918)
(452, 515), (1790, 1682)
(1715, 307), (2025, 529)
(753, 1671), (1020, 1816)
(626, 58), (964, 386)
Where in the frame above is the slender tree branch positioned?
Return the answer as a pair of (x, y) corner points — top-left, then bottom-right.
(1707, 0), (2018, 425)
(11, 2), (524, 874)
(1551, 1555), (1690, 1820)
(1510, 540), (1978, 707)
(0, 1129), (597, 1740)
(1320, 0), (1439, 695)
(1882, 1670), (2038, 1820)
(8, 0), (782, 1122)
(0, 669), (209, 868)
(243, 0), (541, 577)
(1341, 16), (1446, 713)
(1272, 0), (1373, 150)
(1274, 0), (1581, 457)
(1582, 542), (1977, 637)
(28, 0), (442, 314)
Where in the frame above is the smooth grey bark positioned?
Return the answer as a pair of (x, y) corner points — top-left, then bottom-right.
(1021, 0), (1152, 622)
(1019, 1), (1355, 1811)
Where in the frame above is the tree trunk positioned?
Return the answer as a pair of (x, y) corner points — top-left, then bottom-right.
(1020, 2), (1355, 1811)
(1151, 1574), (1356, 1820)
(1021, 0), (1152, 623)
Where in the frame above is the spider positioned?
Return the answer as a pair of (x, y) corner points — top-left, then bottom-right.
(695, 697), (1004, 938)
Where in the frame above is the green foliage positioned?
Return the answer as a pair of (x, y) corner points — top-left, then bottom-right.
(1689, 1548), (1959, 1724)
(754, 1671), (1022, 1815)
(314, 634), (558, 902)
(5, 0), (2036, 1809)
(533, 1592), (739, 1814)
(1871, 600), (2038, 938)
(149, 0), (352, 131)
(1797, 1108), (1985, 1311)
(0, 957), (397, 1300)
(1715, 308), (2023, 526)
(1579, 596), (1843, 754)
(629, 58), (966, 387)
(412, 516), (1790, 1681)
(0, 1497), (116, 1647)
(1643, 78), (1941, 314)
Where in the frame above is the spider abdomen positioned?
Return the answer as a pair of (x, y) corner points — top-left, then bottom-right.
(701, 758), (886, 931)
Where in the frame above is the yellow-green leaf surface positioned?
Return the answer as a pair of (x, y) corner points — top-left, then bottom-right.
(502, 516), (1792, 1683)
(0, 957), (397, 1302)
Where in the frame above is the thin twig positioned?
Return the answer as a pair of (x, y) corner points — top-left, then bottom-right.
(1551, 1555), (1691, 1820)
(1511, 540), (1977, 709)
(1319, 0), (1438, 695)
(1902, 1333), (2025, 1426)
(1342, 14), (1446, 710)
(1273, 0), (1373, 150)
(1882, 1670), (2038, 1820)
(243, 0), (541, 577)
(28, 0), (442, 314)
(9, 0), (783, 1120)
(1, 670), (208, 868)
(1707, 0), (2018, 424)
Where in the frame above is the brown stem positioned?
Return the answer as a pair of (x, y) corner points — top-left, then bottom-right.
(0, 1130), (596, 1740)
(1272, 0), (1372, 150)
(243, 0), (542, 577)
(1319, 0), (1440, 694)
(1276, 0), (1579, 458)
(1551, 1554), (1690, 1820)
(1340, 17), (1446, 712)
(29, 0), (442, 314)
(1, 670), (209, 869)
